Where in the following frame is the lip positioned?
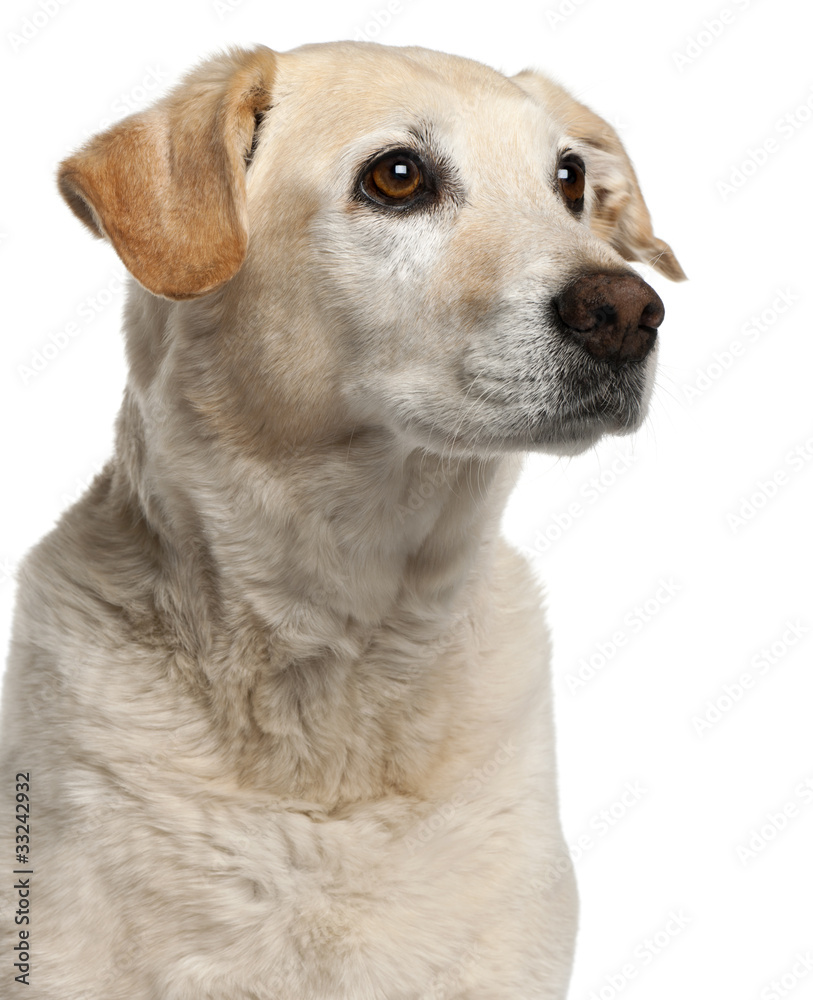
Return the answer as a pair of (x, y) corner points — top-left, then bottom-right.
(404, 408), (628, 457)
(553, 398), (642, 430)
(556, 351), (654, 421)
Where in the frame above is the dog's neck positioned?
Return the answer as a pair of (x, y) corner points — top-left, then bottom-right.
(103, 287), (531, 802)
(119, 290), (519, 652)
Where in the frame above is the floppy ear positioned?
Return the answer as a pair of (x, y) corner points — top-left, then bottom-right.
(57, 46), (277, 300)
(513, 71), (686, 281)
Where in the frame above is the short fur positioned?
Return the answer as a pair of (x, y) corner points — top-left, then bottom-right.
(1, 41), (683, 999)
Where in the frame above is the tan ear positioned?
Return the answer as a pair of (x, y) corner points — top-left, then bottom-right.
(57, 46), (277, 300)
(513, 71), (686, 282)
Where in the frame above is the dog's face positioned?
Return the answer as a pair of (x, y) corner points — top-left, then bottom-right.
(58, 42), (684, 461)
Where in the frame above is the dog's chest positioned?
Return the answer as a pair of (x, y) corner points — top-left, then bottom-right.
(124, 776), (537, 998)
(34, 548), (556, 996)
(98, 629), (543, 996)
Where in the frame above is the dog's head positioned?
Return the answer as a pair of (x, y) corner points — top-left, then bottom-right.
(58, 42), (684, 460)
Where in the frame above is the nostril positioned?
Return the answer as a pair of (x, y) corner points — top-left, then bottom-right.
(554, 294), (616, 334)
(593, 303), (618, 329)
(640, 295), (665, 331)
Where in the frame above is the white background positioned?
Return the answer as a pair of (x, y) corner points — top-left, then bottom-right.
(2, 0), (812, 997)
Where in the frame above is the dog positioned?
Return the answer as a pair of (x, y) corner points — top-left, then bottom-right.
(0, 41), (684, 999)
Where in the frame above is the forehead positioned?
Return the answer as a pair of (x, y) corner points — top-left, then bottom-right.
(267, 41), (564, 162)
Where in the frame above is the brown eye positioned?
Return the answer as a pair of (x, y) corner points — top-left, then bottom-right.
(558, 156), (586, 212)
(363, 151), (424, 205)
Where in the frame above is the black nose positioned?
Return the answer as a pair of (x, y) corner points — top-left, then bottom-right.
(554, 272), (665, 366)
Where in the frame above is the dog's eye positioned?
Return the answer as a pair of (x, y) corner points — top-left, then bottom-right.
(362, 151), (425, 206)
(557, 156), (586, 213)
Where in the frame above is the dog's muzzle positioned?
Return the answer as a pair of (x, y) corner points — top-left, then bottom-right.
(554, 271), (665, 368)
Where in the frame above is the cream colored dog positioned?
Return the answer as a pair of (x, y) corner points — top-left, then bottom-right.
(1, 41), (684, 999)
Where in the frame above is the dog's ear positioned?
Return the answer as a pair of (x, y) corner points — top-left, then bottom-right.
(57, 46), (277, 300)
(513, 71), (686, 281)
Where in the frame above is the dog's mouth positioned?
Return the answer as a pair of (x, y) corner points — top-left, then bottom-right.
(428, 342), (654, 456)
(550, 357), (653, 427)
(531, 365), (654, 452)
(402, 387), (649, 458)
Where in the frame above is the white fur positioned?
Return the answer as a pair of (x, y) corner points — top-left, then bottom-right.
(0, 40), (682, 999)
